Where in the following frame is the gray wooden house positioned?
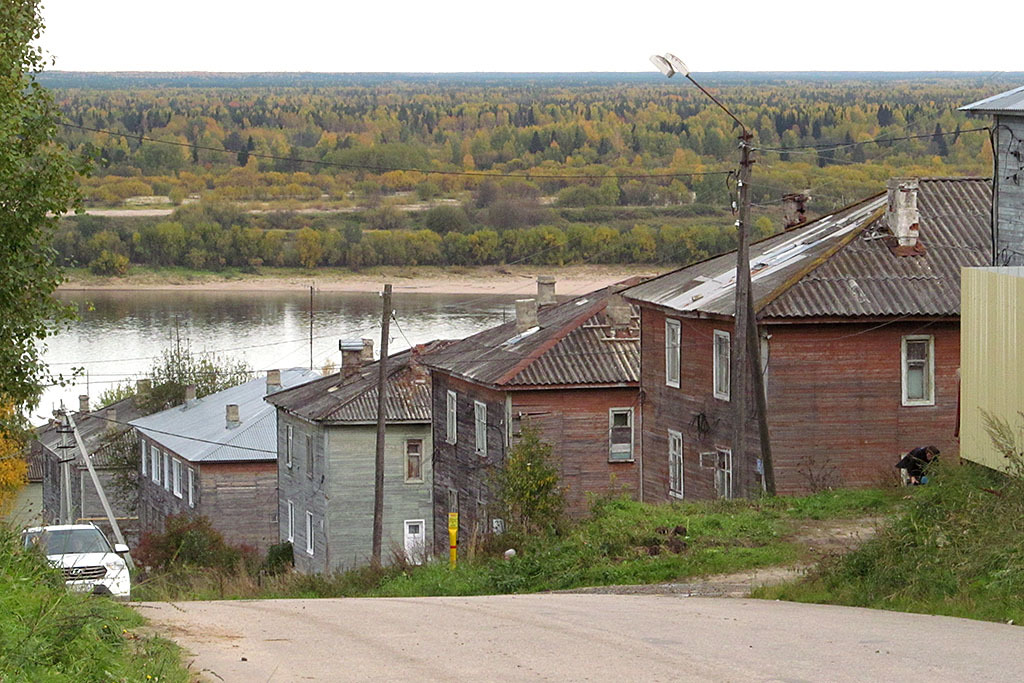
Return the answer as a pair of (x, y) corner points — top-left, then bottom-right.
(265, 341), (445, 574)
(130, 368), (317, 553)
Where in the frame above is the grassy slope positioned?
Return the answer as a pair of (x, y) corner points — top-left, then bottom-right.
(755, 462), (1024, 624)
(0, 526), (190, 682)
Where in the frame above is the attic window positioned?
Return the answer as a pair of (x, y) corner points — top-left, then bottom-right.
(501, 326), (540, 347)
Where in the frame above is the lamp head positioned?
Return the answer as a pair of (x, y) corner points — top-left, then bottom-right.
(663, 53), (689, 77)
(649, 54), (675, 78)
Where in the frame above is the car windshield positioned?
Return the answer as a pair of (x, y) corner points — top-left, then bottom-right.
(23, 528), (112, 555)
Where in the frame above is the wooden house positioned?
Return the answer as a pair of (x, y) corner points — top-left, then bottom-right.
(624, 178), (992, 500)
(266, 341), (444, 574)
(130, 369), (317, 553)
(421, 278), (643, 553)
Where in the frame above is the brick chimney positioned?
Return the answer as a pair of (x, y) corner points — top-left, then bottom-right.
(339, 338), (373, 380)
(537, 275), (557, 306)
(887, 178), (920, 248)
(225, 404), (240, 429)
(782, 192), (810, 230)
(410, 344), (431, 384)
(78, 395), (90, 413)
(136, 378), (152, 395)
(605, 293), (635, 338)
(184, 384), (197, 407)
(515, 299), (538, 333)
(266, 369), (282, 394)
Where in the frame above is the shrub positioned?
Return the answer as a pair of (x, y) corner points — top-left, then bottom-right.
(88, 250), (130, 276)
(135, 514), (246, 571)
(489, 426), (565, 536)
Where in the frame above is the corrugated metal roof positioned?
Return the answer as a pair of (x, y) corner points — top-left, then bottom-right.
(266, 342), (451, 424)
(129, 368), (319, 463)
(960, 86), (1024, 114)
(36, 395), (144, 469)
(625, 178), (992, 320)
(422, 282), (642, 388)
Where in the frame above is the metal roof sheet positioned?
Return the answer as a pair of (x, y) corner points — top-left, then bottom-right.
(960, 85), (1024, 114)
(129, 368), (319, 462)
(421, 281), (642, 388)
(625, 178), (992, 320)
(36, 395), (144, 469)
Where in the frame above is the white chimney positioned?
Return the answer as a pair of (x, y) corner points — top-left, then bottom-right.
(515, 299), (538, 333)
(78, 395), (90, 413)
(184, 384), (197, 407)
(537, 275), (557, 306)
(266, 369), (282, 394)
(226, 404), (240, 429)
(887, 178), (920, 248)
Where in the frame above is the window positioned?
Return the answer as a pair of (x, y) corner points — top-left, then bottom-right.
(163, 452), (171, 491)
(668, 430), (684, 498)
(714, 448), (733, 499)
(141, 441), (147, 476)
(609, 408), (634, 461)
(713, 330), (731, 401)
(285, 424), (293, 469)
(405, 439), (423, 482)
(474, 401), (487, 457)
(902, 335), (935, 406)
(172, 459), (182, 498)
(305, 434), (313, 479)
(151, 446), (160, 483)
(187, 467), (195, 508)
(665, 319), (681, 387)
(305, 511), (314, 555)
(286, 501), (294, 542)
(446, 390), (457, 444)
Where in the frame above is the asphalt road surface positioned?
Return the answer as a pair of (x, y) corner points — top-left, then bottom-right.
(138, 594), (1023, 682)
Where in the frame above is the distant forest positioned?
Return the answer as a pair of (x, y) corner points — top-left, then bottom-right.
(50, 73), (1011, 272)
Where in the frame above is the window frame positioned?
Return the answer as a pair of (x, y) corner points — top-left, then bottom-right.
(151, 446), (160, 484)
(901, 335), (935, 406)
(172, 458), (182, 498)
(140, 441), (148, 477)
(405, 439), (423, 482)
(474, 400), (487, 457)
(668, 429), (684, 498)
(608, 407), (635, 462)
(713, 329), (731, 401)
(286, 500), (294, 542)
(305, 511), (314, 556)
(715, 447), (733, 499)
(305, 434), (314, 480)
(285, 424), (293, 469)
(163, 452), (171, 491)
(665, 318), (681, 388)
(187, 467), (195, 508)
(446, 390), (457, 444)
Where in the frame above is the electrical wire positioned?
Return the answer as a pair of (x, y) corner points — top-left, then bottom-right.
(755, 126), (989, 153)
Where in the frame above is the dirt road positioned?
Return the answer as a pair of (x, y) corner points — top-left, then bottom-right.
(138, 594), (1023, 682)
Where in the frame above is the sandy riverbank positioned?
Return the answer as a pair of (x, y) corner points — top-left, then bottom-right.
(58, 265), (662, 297)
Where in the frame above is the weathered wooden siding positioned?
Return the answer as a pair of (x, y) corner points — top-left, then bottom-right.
(277, 413), (328, 574)
(995, 115), (1024, 265)
(510, 387), (640, 517)
(430, 372), (506, 554)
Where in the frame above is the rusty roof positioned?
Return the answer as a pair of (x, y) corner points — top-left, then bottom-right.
(266, 342), (452, 424)
(625, 178), (992, 320)
(421, 281), (642, 389)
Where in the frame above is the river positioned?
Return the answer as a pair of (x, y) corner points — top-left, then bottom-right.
(37, 290), (516, 422)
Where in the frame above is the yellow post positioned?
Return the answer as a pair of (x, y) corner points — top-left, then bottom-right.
(448, 512), (459, 569)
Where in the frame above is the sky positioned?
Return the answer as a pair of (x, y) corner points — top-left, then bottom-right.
(40, 0), (1022, 73)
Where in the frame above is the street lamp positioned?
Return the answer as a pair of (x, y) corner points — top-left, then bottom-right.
(649, 52), (775, 497)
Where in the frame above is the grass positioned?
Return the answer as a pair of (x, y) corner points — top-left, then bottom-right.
(754, 461), (1024, 625)
(0, 525), (190, 682)
(133, 487), (900, 602)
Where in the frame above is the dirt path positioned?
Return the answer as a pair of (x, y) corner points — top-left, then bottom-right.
(566, 517), (881, 597)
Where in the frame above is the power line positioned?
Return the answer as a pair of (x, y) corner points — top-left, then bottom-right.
(84, 413), (277, 454)
(755, 126), (989, 153)
(61, 122), (734, 181)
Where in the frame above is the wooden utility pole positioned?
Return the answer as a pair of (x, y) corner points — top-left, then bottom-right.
(730, 134), (754, 497)
(309, 285), (315, 370)
(746, 287), (776, 495)
(370, 283), (392, 567)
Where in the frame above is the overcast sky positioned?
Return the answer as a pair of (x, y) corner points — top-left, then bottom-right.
(40, 0), (1022, 73)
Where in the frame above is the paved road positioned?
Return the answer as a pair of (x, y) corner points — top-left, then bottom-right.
(137, 594), (1023, 682)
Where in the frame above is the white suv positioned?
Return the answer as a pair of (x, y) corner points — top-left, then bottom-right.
(22, 524), (131, 599)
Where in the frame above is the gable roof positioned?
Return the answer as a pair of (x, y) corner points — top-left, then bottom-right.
(421, 281), (642, 389)
(265, 341), (453, 425)
(624, 178), (992, 320)
(960, 86), (1024, 115)
(35, 395), (144, 469)
(129, 368), (319, 463)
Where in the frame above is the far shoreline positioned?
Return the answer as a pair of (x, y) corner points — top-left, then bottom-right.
(57, 265), (662, 297)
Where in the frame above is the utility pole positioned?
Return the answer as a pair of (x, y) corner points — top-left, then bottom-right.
(746, 287), (776, 495)
(730, 134), (753, 497)
(309, 284), (315, 370)
(370, 283), (392, 567)
(64, 411), (134, 569)
(56, 411), (74, 524)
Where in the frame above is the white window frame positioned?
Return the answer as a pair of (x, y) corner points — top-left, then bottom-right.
(286, 501), (294, 542)
(405, 439), (423, 482)
(141, 441), (148, 477)
(163, 452), (171, 491)
(285, 424), (293, 469)
(305, 511), (314, 555)
(665, 319), (681, 388)
(474, 400), (487, 457)
(668, 429), (684, 498)
(446, 390), (457, 444)
(901, 335), (935, 406)
(172, 458), (182, 498)
(151, 446), (160, 483)
(608, 408), (634, 462)
(713, 329), (731, 401)
(715, 447), (733, 499)
(187, 467), (195, 508)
